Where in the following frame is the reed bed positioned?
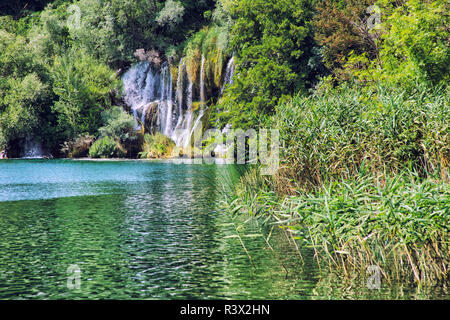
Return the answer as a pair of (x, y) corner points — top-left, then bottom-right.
(274, 84), (449, 194)
(226, 169), (449, 285)
(223, 84), (449, 286)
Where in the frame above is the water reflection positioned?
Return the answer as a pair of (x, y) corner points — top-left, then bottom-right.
(0, 160), (447, 299)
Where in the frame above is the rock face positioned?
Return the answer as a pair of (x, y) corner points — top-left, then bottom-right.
(145, 102), (160, 134)
(133, 102), (160, 134)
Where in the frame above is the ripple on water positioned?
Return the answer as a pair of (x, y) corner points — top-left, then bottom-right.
(0, 160), (447, 299)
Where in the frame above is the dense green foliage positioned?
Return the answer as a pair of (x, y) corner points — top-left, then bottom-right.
(350, 0), (449, 87)
(214, 0), (320, 128)
(0, 0), (448, 288)
(69, 0), (215, 67)
(139, 132), (175, 158)
(313, 0), (378, 79)
(89, 135), (125, 158)
(0, 29), (52, 154)
(98, 106), (137, 152)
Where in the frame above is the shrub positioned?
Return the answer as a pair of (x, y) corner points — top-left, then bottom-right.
(89, 136), (125, 158)
(139, 133), (175, 159)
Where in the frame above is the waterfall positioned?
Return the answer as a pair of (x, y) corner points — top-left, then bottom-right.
(200, 55), (206, 108)
(179, 80), (194, 148)
(122, 58), (201, 149)
(173, 58), (185, 133)
(22, 136), (46, 159)
(158, 63), (173, 137)
(120, 54), (238, 150)
(221, 56), (235, 95)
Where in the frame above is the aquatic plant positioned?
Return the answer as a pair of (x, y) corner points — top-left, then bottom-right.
(227, 168), (450, 285)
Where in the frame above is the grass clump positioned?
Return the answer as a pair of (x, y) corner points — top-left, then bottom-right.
(139, 133), (175, 159)
(89, 136), (125, 158)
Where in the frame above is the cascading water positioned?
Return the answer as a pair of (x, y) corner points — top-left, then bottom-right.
(122, 62), (155, 129)
(122, 55), (234, 149)
(182, 55), (207, 149)
(176, 80), (194, 148)
(22, 136), (46, 159)
(173, 58), (185, 133)
(221, 56), (235, 95)
(200, 55), (206, 107)
(122, 60), (199, 147)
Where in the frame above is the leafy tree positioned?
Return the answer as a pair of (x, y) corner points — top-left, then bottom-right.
(51, 49), (120, 139)
(344, 0), (449, 88)
(0, 30), (50, 150)
(313, 0), (379, 79)
(98, 106), (137, 154)
(156, 0), (185, 30)
(70, 0), (216, 67)
(215, 0), (318, 129)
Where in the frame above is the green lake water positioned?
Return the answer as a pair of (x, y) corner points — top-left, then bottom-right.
(0, 160), (446, 299)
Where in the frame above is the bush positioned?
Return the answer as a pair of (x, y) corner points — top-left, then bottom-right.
(139, 133), (175, 159)
(89, 136), (125, 158)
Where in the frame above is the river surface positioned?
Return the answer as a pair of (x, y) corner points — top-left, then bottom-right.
(0, 160), (446, 299)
